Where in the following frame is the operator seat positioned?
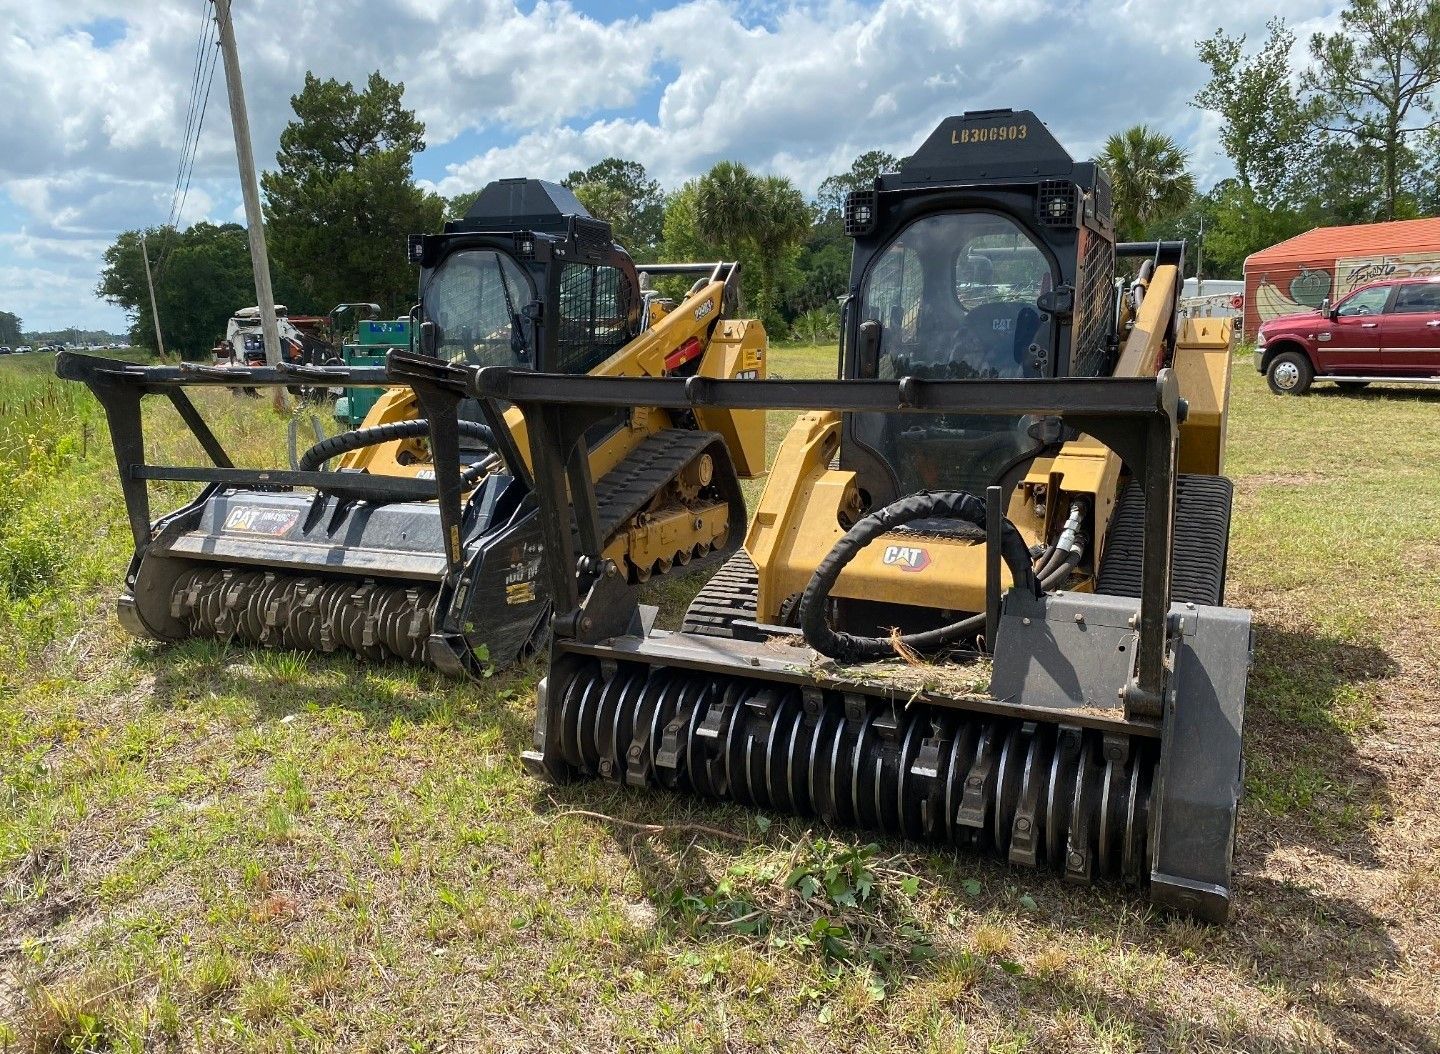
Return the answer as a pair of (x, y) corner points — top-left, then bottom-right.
(952, 301), (1041, 378)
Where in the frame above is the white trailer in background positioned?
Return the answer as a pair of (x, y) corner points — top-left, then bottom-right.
(1180, 277), (1244, 320)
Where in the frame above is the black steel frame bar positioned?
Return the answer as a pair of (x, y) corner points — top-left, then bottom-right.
(130, 466), (438, 500)
(54, 350), (465, 558)
(55, 351), (395, 389)
(474, 368), (1172, 417)
(469, 367), (1180, 719)
(386, 352), (478, 574)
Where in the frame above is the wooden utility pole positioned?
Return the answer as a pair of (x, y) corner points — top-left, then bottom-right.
(1195, 219), (1206, 296)
(213, 0), (284, 392)
(139, 231), (167, 359)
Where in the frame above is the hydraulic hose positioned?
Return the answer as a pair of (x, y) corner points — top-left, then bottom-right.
(458, 454), (502, 490)
(799, 495), (1088, 663)
(297, 418), (496, 472)
(1034, 501), (1087, 579)
(799, 491), (1037, 663)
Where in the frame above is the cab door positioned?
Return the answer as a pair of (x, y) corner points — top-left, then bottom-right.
(1319, 284), (1393, 374)
(1380, 281), (1440, 375)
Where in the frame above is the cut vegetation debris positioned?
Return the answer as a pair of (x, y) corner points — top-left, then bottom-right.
(1, 345), (1438, 1052)
(806, 656), (995, 701)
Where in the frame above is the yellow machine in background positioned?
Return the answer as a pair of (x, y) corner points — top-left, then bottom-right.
(68, 179), (766, 676)
(329, 246), (768, 585)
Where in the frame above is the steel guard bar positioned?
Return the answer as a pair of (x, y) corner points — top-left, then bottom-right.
(56, 350), (473, 576)
(468, 366), (1184, 721)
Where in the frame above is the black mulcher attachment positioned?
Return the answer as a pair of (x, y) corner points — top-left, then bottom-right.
(475, 367), (1250, 924)
(57, 351), (548, 677)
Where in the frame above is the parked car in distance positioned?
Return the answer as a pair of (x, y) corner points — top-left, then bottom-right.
(1256, 276), (1440, 394)
(15, 345), (32, 354)
(0, 346), (10, 355)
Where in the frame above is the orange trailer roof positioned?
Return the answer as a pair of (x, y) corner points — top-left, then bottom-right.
(1245, 217), (1440, 268)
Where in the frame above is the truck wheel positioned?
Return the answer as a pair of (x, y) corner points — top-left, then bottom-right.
(1266, 351), (1313, 395)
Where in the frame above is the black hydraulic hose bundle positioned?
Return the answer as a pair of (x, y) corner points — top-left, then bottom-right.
(1034, 500), (1088, 581)
(798, 491), (1038, 663)
(296, 418), (496, 472)
(296, 418), (500, 501)
(798, 493), (1088, 663)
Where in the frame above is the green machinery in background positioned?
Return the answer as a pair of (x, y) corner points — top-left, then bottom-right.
(335, 319), (411, 425)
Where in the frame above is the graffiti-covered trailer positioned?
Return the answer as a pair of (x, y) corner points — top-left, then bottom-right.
(1243, 218), (1440, 340)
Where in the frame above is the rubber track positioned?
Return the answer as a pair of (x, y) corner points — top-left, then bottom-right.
(1096, 474), (1233, 606)
(681, 550), (759, 638)
(592, 430), (728, 542)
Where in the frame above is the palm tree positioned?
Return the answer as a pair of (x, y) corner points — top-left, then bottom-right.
(695, 162), (813, 319)
(747, 175), (812, 319)
(695, 161), (758, 261)
(1101, 126), (1197, 240)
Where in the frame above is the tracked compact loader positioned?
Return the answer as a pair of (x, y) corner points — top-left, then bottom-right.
(60, 179), (766, 676)
(436, 111), (1251, 920)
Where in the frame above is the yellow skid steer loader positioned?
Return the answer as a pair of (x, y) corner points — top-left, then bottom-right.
(428, 111), (1251, 921)
(59, 179), (766, 676)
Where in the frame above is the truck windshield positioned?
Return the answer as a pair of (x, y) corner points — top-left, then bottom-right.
(423, 249), (534, 367)
(851, 211), (1057, 497)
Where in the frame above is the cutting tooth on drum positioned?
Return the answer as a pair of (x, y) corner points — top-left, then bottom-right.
(169, 566), (435, 664)
(543, 660), (1158, 887)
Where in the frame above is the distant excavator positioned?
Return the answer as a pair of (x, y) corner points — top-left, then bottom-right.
(60, 178), (767, 676)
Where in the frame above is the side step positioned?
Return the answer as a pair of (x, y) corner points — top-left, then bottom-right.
(1320, 375), (1440, 385)
(1096, 473), (1233, 606)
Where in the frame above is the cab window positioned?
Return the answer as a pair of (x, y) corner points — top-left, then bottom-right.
(1389, 282), (1440, 314)
(1336, 286), (1391, 317)
(424, 249), (534, 367)
(556, 264), (634, 374)
(859, 211), (1052, 380)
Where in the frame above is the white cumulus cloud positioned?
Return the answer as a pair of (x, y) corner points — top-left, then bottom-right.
(0, 0), (1341, 330)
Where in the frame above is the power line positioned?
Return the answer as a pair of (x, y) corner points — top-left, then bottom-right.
(165, 0), (214, 231)
(156, 2), (221, 278)
(161, 30), (220, 273)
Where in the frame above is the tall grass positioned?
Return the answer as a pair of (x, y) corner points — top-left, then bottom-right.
(0, 353), (302, 670)
(0, 357), (124, 664)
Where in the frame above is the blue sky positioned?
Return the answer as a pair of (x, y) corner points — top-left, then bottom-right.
(0, 0), (1341, 332)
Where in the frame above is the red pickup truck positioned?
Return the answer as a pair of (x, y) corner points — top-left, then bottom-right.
(1254, 276), (1440, 394)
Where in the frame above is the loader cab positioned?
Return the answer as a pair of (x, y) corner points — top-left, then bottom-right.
(840, 109), (1116, 508)
(408, 178), (642, 376)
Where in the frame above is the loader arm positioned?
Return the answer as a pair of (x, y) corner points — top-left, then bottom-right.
(495, 273), (767, 481)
